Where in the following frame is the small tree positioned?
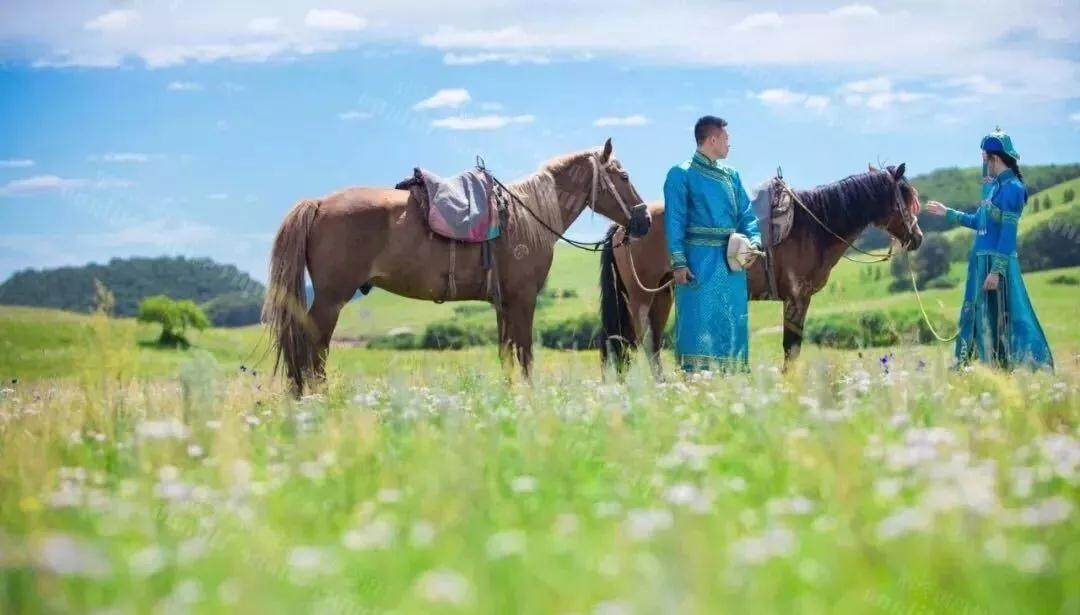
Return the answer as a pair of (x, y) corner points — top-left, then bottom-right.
(137, 295), (210, 347)
(1064, 188), (1076, 204)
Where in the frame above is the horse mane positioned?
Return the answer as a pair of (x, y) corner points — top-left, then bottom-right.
(504, 150), (596, 252)
(793, 170), (897, 240)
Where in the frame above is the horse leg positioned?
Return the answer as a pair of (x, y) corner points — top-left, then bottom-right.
(504, 298), (537, 379)
(307, 290), (350, 384)
(782, 298), (808, 369)
(648, 290), (673, 378)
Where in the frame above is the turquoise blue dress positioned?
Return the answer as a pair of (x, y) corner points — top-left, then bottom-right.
(944, 168), (1053, 370)
(665, 151), (761, 372)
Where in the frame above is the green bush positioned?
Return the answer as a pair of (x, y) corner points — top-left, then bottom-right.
(420, 320), (497, 350)
(201, 291), (264, 327)
(137, 295), (211, 347)
(890, 233), (950, 292)
(538, 314), (603, 350)
(367, 331), (420, 350)
(805, 307), (952, 349)
(1019, 208), (1080, 272)
(1048, 274), (1078, 286)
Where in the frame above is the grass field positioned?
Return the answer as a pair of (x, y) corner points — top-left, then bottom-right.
(1, 192), (1078, 614)
(1, 317), (1077, 613)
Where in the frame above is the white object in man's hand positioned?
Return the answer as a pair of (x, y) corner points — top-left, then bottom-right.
(923, 200), (947, 216)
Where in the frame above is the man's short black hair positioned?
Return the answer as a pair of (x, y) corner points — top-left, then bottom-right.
(694, 115), (728, 145)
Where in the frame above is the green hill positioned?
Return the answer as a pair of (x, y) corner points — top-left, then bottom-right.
(0, 256), (265, 325)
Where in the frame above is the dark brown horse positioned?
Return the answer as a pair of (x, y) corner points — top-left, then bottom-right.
(263, 139), (649, 392)
(600, 164), (923, 373)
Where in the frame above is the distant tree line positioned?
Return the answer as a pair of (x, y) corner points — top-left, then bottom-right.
(0, 256), (266, 327)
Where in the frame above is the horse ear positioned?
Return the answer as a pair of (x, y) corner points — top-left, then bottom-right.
(868, 163), (878, 173)
(601, 138), (614, 162)
(893, 163), (906, 180)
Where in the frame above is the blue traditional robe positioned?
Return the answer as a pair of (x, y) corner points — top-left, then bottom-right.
(665, 151), (761, 372)
(944, 168), (1053, 370)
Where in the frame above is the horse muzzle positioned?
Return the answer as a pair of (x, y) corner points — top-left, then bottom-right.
(626, 203), (652, 238)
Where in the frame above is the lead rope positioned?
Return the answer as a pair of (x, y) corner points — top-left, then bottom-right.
(908, 261), (959, 342)
(623, 238), (674, 293)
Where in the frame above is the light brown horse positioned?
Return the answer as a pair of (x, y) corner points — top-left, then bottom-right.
(600, 164), (924, 373)
(263, 139), (649, 392)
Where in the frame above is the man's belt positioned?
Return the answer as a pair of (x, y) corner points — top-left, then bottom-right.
(685, 226), (733, 247)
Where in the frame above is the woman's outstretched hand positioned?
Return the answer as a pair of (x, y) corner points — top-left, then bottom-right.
(983, 272), (1000, 291)
(923, 200), (947, 216)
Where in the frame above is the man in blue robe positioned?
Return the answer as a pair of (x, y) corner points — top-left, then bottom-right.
(923, 129), (1053, 371)
(665, 116), (762, 373)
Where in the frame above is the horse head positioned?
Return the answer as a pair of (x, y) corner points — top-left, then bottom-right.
(870, 163), (923, 250)
(593, 138), (651, 237)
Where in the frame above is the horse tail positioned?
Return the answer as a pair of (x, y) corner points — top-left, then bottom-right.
(262, 199), (320, 393)
(599, 225), (635, 370)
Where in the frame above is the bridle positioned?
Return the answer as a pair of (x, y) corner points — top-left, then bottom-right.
(587, 153), (645, 223)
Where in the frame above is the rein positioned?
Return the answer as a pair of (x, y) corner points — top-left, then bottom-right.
(777, 180), (895, 264)
(488, 153), (644, 253)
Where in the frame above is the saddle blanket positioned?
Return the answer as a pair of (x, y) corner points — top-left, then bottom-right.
(751, 178), (795, 247)
(415, 167), (500, 243)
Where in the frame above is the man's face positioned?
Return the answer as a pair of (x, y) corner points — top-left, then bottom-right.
(707, 127), (730, 159)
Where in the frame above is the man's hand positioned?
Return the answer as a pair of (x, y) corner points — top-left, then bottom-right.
(983, 272), (1000, 291)
(673, 267), (694, 285)
(923, 200), (947, 216)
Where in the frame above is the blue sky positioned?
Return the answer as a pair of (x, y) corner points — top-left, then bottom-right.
(1, 1), (1078, 282)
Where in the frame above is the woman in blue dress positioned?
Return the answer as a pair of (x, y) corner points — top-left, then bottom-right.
(923, 129), (1053, 371)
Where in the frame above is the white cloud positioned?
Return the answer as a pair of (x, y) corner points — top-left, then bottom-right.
(443, 52), (550, 65)
(732, 12), (782, 32)
(5, 2), (1079, 104)
(431, 114), (534, 130)
(248, 17), (281, 34)
(0, 175), (85, 195)
(0, 159), (34, 168)
(947, 74), (1003, 96)
(413, 88), (471, 110)
(592, 114), (649, 127)
(0, 175), (132, 196)
(804, 95), (830, 111)
(167, 81), (203, 92)
(1070, 112), (1080, 124)
(304, 9), (366, 32)
(830, 4), (879, 18)
(338, 110), (373, 120)
(91, 153), (150, 163)
(84, 10), (139, 32)
(842, 77), (892, 95)
(207, 193), (229, 200)
(421, 26), (534, 49)
(752, 89), (830, 111)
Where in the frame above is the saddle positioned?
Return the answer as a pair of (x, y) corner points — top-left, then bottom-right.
(395, 165), (507, 304)
(749, 176), (796, 300)
(395, 167), (501, 243)
(751, 177), (795, 247)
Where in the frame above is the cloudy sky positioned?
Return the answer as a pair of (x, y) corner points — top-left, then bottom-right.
(1, 1), (1078, 281)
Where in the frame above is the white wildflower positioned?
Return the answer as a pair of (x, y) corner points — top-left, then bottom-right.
(593, 600), (632, 615)
(34, 534), (111, 578)
(623, 509), (673, 542)
(875, 507), (932, 540)
(409, 521), (436, 548)
(510, 475), (538, 494)
(343, 518), (395, 551)
(136, 419), (189, 441)
(552, 513), (579, 536)
(415, 569), (470, 605)
(1015, 543), (1050, 574)
(129, 546), (167, 577)
(730, 527), (796, 565)
(486, 530), (526, 559)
